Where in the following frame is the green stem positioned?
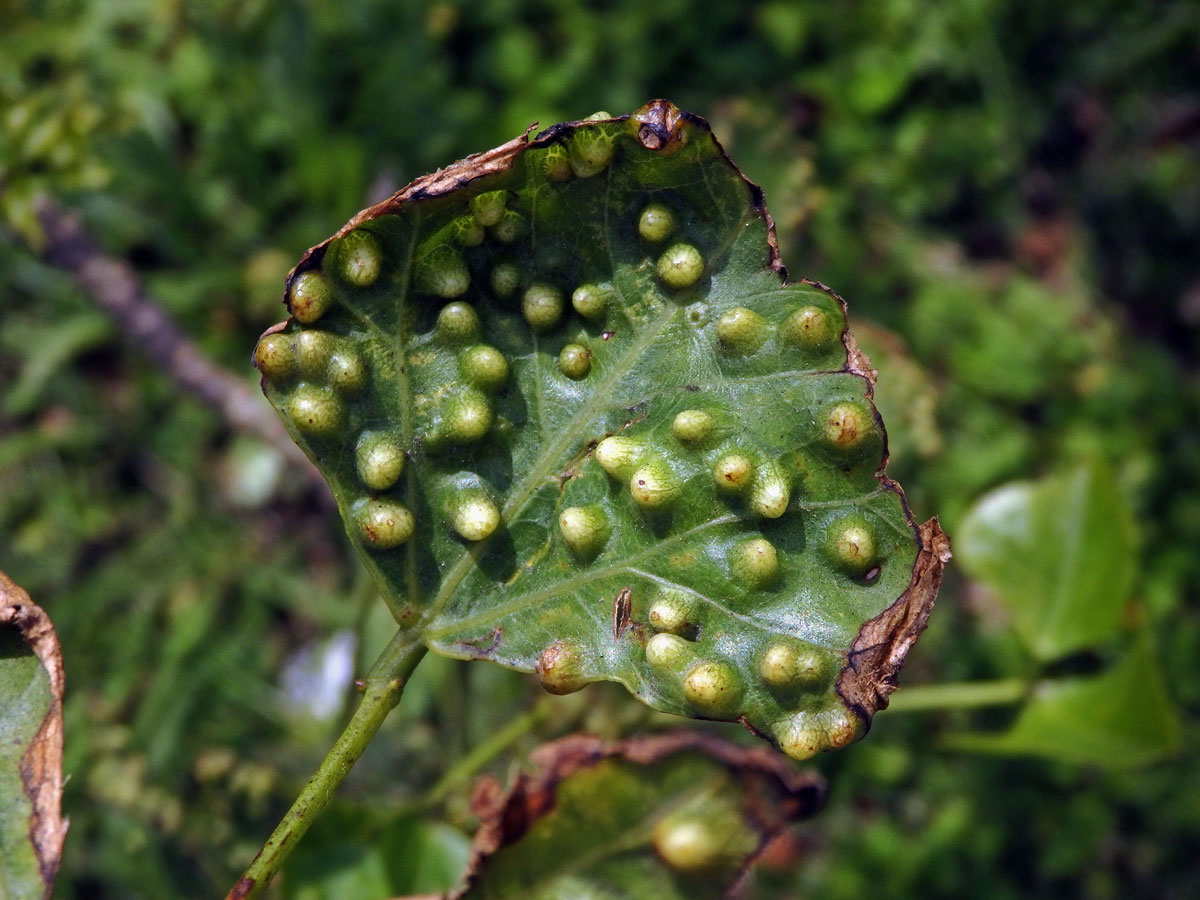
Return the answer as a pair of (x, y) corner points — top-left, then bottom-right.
(226, 633), (427, 900)
(885, 678), (1027, 713)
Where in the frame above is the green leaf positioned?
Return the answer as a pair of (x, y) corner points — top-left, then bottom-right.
(944, 629), (1182, 767)
(287, 815), (470, 900)
(453, 732), (823, 899)
(956, 461), (1135, 661)
(1, 571), (66, 900)
(257, 101), (948, 760)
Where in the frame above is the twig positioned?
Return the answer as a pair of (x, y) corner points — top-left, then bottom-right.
(226, 635), (428, 900)
(33, 197), (320, 483)
(884, 678), (1027, 713)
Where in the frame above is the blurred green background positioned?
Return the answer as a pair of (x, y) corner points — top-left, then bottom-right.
(2, 1), (1198, 897)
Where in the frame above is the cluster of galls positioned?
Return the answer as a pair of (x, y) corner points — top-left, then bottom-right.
(546, 401), (881, 760)
(715, 302), (840, 356)
(559, 402), (879, 571)
(256, 239), (516, 549)
(254, 280), (366, 442)
(255, 120), (716, 556)
(643, 579), (865, 761)
(537, 586), (864, 760)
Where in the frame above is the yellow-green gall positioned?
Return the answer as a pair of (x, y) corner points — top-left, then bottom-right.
(287, 387), (344, 438)
(569, 128), (614, 178)
(824, 402), (873, 450)
(458, 345), (509, 393)
(730, 537), (780, 589)
(451, 492), (501, 541)
(289, 271), (333, 323)
(773, 707), (862, 761)
(656, 243), (705, 289)
(645, 632), (691, 669)
(469, 190), (507, 227)
(771, 712), (824, 762)
(653, 815), (736, 874)
(638, 203), (675, 243)
(253, 333), (295, 380)
(558, 505), (610, 558)
(629, 462), (682, 509)
(558, 343), (591, 379)
(713, 454), (754, 494)
(571, 282), (612, 319)
(356, 431), (405, 491)
(671, 409), (714, 444)
(522, 283), (563, 332)
(758, 639), (830, 691)
(443, 389), (493, 443)
(716, 306), (769, 354)
(541, 144), (572, 182)
(584, 110), (613, 121)
(825, 516), (877, 575)
(451, 215), (485, 248)
(296, 329), (336, 378)
(781, 305), (838, 349)
(337, 229), (382, 287)
(415, 244), (470, 298)
(682, 660), (743, 715)
(594, 435), (643, 479)
(537, 639), (589, 695)
(822, 705), (864, 750)
(328, 350), (367, 394)
(648, 590), (698, 635)
(748, 461), (790, 518)
(354, 498), (414, 550)
(436, 301), (480, 343)
(490, 209), (526, 244)
(490, 262), (521, 299)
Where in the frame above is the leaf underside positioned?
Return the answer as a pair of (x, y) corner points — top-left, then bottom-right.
(257, 100), (948, 760)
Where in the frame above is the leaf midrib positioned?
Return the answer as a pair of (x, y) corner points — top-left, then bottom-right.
(418, 162), (764, 630)
(425, 482), (894, 643)
(425, 514), (739, 639)
(397, 209), (421, 610)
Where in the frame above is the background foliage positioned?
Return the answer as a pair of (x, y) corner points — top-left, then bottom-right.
(2, 1), (1198, 897)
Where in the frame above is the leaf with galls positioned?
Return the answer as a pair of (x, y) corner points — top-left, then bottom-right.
(455, 732), (823, 899)
(256, 100), (949, 761)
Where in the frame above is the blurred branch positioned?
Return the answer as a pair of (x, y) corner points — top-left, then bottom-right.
(33, 197), (320, 484)
(885, 678), (1027, 713)
(416, 698), (554, 812)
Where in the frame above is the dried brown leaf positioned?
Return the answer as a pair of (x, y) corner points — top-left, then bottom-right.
(451, 731), (825, 900)
(0, 570), (67, 899)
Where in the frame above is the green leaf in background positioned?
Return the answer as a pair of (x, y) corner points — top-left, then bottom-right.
(955, 461), (1134, 661)
(1, 571), (67, 900)
(287, 815), (471, 900)
(948, 463), (1181, 767)
(256, 101), (948, 760)
(452, 732), (823, 899)
(945, 629), (1181, 767)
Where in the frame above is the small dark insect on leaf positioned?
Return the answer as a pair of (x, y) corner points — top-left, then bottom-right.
(613, 587), (633, 639)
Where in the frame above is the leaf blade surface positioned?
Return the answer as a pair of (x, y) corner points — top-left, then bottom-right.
(258, 101), (947, 758)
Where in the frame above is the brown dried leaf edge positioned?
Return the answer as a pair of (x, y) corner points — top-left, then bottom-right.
(448, 731), (826, 900)
(274, 99), (951, 731)
(1, 570), (68, 898)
